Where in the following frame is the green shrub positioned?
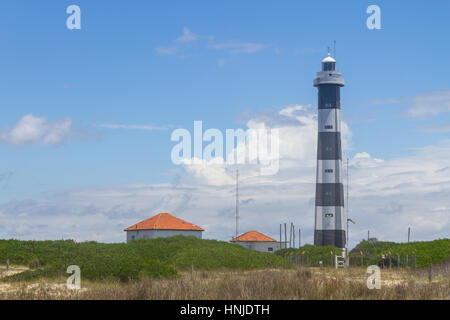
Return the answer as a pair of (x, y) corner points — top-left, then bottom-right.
(351, 238), (450, 268)
(0, 236), (290, 282)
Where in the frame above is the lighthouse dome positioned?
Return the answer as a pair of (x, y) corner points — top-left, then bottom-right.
(322, 53), (336, 63)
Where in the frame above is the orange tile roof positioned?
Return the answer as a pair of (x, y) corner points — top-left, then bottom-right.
(230, 230), (276, 242)
(124, 213), (204, 231)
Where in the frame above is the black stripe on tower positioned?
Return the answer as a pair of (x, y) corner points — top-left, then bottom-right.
(314, 230), (346, 248)
(317, 132), (342, 160)
(318, 84), (341, 109)
(315, 183), (344, 206)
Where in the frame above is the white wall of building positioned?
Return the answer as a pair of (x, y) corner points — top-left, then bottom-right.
(233, 241), (285, 253)
(126, 229), (202, 243)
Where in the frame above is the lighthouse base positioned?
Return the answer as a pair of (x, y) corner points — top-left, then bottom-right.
(314, 230), (346, 248)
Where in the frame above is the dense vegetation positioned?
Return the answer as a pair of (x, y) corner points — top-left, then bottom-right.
(276, 245), (342, 267)
(1, 237), (447, 282)
(350, 238), (450, 268)
(275, 239), (450, 268)
(0, 236), (291, 282)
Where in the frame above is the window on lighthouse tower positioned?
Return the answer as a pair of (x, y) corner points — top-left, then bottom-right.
(323, 62), (336, 71)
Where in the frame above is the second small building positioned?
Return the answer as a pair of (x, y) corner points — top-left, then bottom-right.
(230, 230), (284, 253)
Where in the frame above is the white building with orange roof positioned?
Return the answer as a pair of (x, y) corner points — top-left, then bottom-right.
(124, 212), (204, 243)
(230, 230), (285, 253)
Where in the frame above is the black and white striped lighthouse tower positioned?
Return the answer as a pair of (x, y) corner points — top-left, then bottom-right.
(313, 53), (346, 248)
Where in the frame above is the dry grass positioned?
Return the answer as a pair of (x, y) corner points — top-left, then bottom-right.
(415, 259), (450, 279)
(0, 265), (29, 278)
(0, 266), (448, 300)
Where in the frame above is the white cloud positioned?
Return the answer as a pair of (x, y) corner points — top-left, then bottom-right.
(175, 27), (199, 43)
(0, 106), (449, 247)
(156, 46), (178, 55)
(209, 42), (265, 54)
(420, 123), (450, 133)
(352, 152), (384, 168)
(176, 27), (214, 43)
(409, 89), (450, 118)
(156, 27), (263, 58)
(369, 89), (450, 119)
(0, 114), (72, 146)
(156, 27), (215, 56)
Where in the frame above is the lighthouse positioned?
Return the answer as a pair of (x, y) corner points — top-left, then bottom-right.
(313, 53), (346, 248)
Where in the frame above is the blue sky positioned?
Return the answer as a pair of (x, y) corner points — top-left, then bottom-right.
(0, 1), (449, 245)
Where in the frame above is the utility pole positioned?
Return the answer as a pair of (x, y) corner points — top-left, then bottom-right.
(279, 224), (282, 249)
(299, 228), (301, 248)
(292, 223), (295, 249)
(284, 223), (287, 249)
(347, 218), (355, 267)
(289, 223), (292, 248)
(235, 169), (239, 238)
(347, 219), (349, 249)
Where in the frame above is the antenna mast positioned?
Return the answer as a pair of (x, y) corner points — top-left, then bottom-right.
(235, 169), (239, 238)
(334, 40), (336, 59)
